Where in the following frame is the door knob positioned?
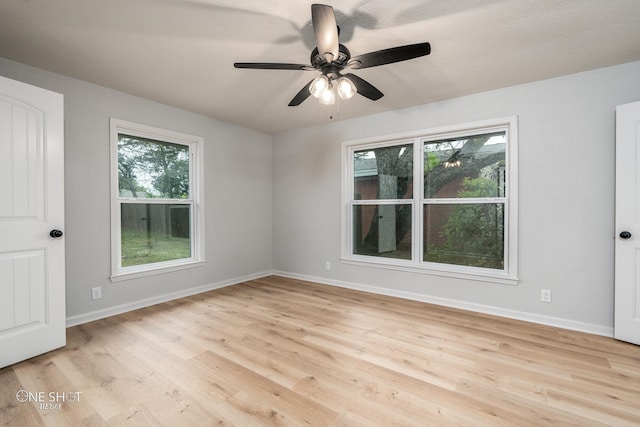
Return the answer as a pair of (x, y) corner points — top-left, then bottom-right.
(49, 229), (64, 238)
(619, 231), (632, 239)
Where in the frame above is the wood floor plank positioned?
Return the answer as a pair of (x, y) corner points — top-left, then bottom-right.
(195, 350), (339, 425)
(1, 275), (639, 426)
(0, 367), (44, 427)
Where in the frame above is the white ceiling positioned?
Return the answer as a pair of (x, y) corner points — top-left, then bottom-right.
(1, 0), (639, 134)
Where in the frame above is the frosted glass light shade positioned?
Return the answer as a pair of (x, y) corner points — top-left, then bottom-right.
(337, 76), (357, 100)
(309, 75), (330, 98)
(319, 86), (336, 105)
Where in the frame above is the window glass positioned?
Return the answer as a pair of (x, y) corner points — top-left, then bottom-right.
(423, 203), (504, 269)
(118, 134), (190, 199)
(120, 203), (191, 267)
(352, 204), (412, 260)
(354, 144), (413, 200)
(424, 132), (506, 198)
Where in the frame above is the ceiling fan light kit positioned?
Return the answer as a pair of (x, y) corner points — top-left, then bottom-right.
(234, 4), (431, 107)
(310, 74), (357, 105)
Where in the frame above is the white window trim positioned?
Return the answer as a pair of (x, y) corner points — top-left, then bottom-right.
(109, 118), (205, 282)
(341, 116), (518, 285)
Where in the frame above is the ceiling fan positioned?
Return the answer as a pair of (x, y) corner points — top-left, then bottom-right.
(234, 4), (431, 107)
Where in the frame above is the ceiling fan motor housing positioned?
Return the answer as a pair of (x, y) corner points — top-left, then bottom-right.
(311, 44), (351, 74)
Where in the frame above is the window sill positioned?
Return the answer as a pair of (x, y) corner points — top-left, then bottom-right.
(110, 259), (206, 282)
(340, 257), (519, 286)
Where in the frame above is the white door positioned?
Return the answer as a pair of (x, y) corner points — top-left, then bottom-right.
(615, 100), (640, 345)
(0, 76), (65, 368)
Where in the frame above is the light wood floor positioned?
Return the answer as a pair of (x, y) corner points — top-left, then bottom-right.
(1, 276), (640, 426)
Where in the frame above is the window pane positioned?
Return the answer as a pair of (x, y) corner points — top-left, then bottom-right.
(352, 204), (412, 260)
(121, 203), (191, 267)
(423, 203), (504, 269)
(424, 132), (505, 198)
(354, 144), (413, 200)
(118, 134), (190, 199)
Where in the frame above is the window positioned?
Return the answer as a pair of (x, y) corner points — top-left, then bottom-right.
(343, 117), (518, 284)
(110, 119), (204, 280)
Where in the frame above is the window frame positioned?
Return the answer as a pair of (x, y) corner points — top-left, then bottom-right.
(109, 118), (205, 281)
(341, 116), (518, 285)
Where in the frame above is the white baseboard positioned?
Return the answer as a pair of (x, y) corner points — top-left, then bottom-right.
(67, 268), (614, 338)
(65, 271), (272, 327)
(272, 270), (614, 337)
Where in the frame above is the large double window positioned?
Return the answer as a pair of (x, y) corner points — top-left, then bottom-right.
(110, 119), (204, 280)
(343, 117), (518, 283)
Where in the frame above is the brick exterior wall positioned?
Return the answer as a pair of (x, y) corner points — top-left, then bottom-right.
(353, 175), (463, 255)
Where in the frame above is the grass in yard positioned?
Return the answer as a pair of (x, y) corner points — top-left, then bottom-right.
(121, 229), (190, 267)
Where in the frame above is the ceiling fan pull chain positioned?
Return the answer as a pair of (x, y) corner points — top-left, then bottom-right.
(331, 94), (341, 120)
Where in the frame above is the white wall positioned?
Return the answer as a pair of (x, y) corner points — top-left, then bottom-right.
(4, 55), (640, 336)
(0, 58), (273, 323)
(272, 60), (640, 335)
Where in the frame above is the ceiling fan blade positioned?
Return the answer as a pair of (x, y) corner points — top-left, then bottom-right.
(344, 73), (383, 101)
(348, 42), (431, 69)
(234, 62), (315, 71)
(288, 80), (314, 106)
(311, 4), (339, 63)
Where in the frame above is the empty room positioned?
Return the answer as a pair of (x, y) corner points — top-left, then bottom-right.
(1, 1), (640, 425)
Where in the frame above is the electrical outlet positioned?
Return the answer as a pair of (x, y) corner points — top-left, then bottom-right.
(325, 261), (331, 270)
(91, 286), (102, 300)
(541, 289), (552, 303)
